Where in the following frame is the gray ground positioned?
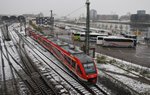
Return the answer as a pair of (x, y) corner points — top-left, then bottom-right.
(44, 27), (150, 68)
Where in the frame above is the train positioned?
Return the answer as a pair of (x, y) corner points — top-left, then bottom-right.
(27, 28), (98, 84)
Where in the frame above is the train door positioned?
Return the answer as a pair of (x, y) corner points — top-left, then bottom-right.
(64, 55), (72, 68)
(76, 65), (82, 78)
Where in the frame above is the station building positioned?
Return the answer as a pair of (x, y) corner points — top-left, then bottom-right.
(130, 10), (150, 42)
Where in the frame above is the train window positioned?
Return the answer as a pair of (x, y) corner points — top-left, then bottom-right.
(83, 62), (96, 74)
(43, 41), (47, 46)
(52, 48), (63, 58)
(64, 55), (71, 65)
(64, 55), (76, 69)
(71, 60), (76, 69)
(77, 65), (82, 74)
(43, 41), (50, 47)
(56, 50), (62, 57)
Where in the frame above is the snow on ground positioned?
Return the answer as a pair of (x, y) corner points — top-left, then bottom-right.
(23, 37), (81, 94)
(7, 23), (150, 94)
(0, 29), (21, 80)
(111, 73), (150, 94)
(96, 53), (150, 72)
(96, 52), (150, 94)
(97, 64), (138, 78)
(98, 64), (150, 93)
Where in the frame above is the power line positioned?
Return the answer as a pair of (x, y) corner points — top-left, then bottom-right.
(64, 5), (86, 17)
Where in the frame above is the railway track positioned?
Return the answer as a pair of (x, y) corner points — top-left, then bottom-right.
(98, 69), (141, 95)
(96, 53), (150, 95)
(1, 27), (33, 95)
(58, 32), (149, 95)
(10, 28), (68, 95)
(1, 25), (59, 95)
(89, 84), (109, 95)
(0, 34), (8, 95)
(11, 27), (91, 95)
(28, 36), (111, 95)
(28, 34), (111, 95)
(18, 32), (93, 95)
(109, 62), (150, 82)
(11, 26), (110, 95)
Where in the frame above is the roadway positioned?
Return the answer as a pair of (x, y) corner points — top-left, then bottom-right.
(71, 40), (150, 68)
(43, 27), (150, 68)
(95, 44), (150, 68)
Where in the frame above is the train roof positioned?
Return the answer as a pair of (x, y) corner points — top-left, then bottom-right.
(49, 37), (93, 64)
(49, 38), (81, 52)
(72, 52), (93, 64)
(64, 44), (93, 64)
(30, 30), (94, 66)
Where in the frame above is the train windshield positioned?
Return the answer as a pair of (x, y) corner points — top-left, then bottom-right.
(83, 62), (96, 74)
(72, 52), (96, 74)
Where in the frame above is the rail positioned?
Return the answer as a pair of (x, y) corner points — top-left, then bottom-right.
(14, 27), (110, 95)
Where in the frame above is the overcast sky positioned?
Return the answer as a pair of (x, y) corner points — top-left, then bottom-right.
(0, 0), (150, 18)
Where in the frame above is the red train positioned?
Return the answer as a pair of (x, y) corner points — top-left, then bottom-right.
(27, 28), (98, 84)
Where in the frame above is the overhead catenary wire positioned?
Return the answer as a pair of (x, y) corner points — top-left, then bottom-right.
(0, 43), (8, 95)
(14, 28), (98, 94)
(64, 5), (86, 17)
(11, 25), (41, 75)
(1, 25), (51, 95)
(10, 29), (33, 75)
(2, 30), (32, 77)
(0, 31), (44, 95)
(1, 28), (20, 95)
(2, 41), (40, 94)
(0, 48), (35, 95)
(6, 22), (108, 95)
(12, 28), (57, 95)
(0, 25), (41, 95)
(0, 32), (8, 95)
(14, 26), (86, 94)
(11, 28), (55, 95)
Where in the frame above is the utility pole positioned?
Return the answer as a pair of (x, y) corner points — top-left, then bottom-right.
(50, 10), (54, 36)
(85, 0), (90, 55)
(24, 19), (26, 36)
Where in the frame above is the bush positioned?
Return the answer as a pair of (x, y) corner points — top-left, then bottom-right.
(29, 20), (43, 33)
(140, 69), (149, 75)
(97, 55), (107, 64)
(109, 59), (117, 64)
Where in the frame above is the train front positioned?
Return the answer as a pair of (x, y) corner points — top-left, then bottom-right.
(82, 56), (98, 84)
(74, 53), (98, 84)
